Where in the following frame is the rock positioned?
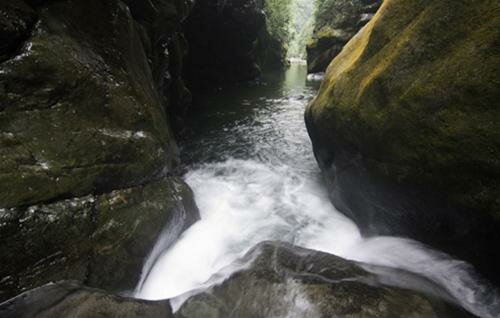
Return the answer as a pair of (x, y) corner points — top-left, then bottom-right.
(306, 0), (382, 73)
(0, 178), (199, 301)
(256, 0), (292, 70)
(0, 281), (173, 318)
(176, 242), (471, 318)
(306, 0), (500, 284)
(0, 0), (37, 61)
(0, 0), (198, 300)
(123, 0), (194, 131)
(256, 28), (289, 71)
(182, 0), (266, 89)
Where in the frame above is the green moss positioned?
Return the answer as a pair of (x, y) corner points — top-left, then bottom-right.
(306, 0), (382, 72)
(307, 0), (500, 219)
(0, 0), (198, 300)
(0, 177), (199, 301)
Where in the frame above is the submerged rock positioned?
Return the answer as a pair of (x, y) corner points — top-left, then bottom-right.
(306, 0), (500, 285)
(0, 281), (173, 318)
(0, 0), (198, 300)
(306, 0), (382, 73)
(176, 242), (470, 318)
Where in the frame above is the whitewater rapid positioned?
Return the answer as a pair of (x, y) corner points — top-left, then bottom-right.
(135, 64), (499, 317)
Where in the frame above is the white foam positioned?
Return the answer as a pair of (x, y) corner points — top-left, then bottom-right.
(135, 64), (500, 317)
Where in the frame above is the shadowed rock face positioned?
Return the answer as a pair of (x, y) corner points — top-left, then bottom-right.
(0, 0), (199, 301)
(176, 242), (471, 318)
(306, 0), (500, 285)
(0, 281), (173, 318)
(182, 0), (266, 89)
(306, 0), (382, 73)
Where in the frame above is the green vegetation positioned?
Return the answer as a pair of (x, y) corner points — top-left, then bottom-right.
(287, 0), (316, 59)
(264, 0), (293, 44)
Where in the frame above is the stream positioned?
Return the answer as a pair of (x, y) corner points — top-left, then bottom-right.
(135, 64), (499, 317)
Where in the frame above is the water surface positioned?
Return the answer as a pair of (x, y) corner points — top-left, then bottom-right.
(136, 64), (499, 317)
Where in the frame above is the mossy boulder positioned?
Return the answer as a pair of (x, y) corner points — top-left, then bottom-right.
(0, 178), (199, 301)
(0, 0), (198, 301)
(306, 0), (382, 73)
(176, 242), (471, 318)
(306, 0), (500, 284)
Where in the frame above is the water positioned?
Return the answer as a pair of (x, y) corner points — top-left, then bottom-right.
(136, 64), (500, 317)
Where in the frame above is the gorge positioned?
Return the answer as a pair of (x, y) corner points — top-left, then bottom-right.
(1, 0), (499, 317)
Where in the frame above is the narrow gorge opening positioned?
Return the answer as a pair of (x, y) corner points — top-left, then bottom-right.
(1, 1), (499, 317)
(132, 2), (500, 317)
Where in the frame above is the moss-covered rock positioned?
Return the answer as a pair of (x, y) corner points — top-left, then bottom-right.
(0, 178), (199, 301)
(0, 281), (173, 318)
(306, 0), (500, 284)
(176, 242), (471, 318)
(0, 0), (198, 301)
(306, 0), (382, 73)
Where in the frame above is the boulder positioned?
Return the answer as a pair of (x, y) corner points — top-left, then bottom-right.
(306, 0), (500, 284)
(176, 242), (471, 318)
(306, 0), (382, 73)
(0, 0), (198, 300)
(0, 243), (474, 317)
(0, 281), (173, 318)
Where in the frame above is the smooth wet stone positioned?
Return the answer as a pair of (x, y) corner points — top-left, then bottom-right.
(176, 242), (472, 318)
(0, 178), (199, 301)
(0, 0), (198, 301)
(0, 281), (173, 318)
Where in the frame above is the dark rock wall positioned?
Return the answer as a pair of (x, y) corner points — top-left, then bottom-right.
(182, 0), (266, 90)
(306, 0), (382, 73)
(0, 0), (199, 301)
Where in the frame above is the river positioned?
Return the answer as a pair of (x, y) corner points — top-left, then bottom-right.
(135, 63), (499, 317)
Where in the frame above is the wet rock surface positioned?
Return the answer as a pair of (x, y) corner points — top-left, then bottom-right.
(1, 243), (470, 317)
(0, 0), (37, 61)
(0, 177), (199, 301)
(306, 0), (382, 73)
(176, 242), (471, 318)
(0, 281), (173, 318)
(0, 0), (198, 300)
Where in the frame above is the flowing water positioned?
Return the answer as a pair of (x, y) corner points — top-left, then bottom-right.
(135, 64), (499, 317)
